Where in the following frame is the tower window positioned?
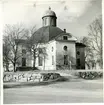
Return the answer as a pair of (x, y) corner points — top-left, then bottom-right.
(44, 18), (47, 25)
(64, 55), (68, 65)
(63, 46), (67, 51)
(63, 36), (68, 40)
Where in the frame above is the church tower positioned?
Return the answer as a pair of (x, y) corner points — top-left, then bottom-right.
(42, 7), (57, 27)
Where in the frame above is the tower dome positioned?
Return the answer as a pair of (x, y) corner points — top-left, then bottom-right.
(42, 7), (56, 18)
(42, 7), (57, 27)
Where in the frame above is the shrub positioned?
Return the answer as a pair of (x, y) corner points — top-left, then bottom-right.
(78, 71), (103, 80)
(41, 73), (61, 81)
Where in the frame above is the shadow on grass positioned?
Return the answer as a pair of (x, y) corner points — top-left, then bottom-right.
(4, 76), (69, 89)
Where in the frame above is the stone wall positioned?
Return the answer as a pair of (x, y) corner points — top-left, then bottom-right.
(3, 72), (61, 82)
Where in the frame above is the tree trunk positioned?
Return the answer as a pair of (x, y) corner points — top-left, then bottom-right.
(33, 59), (36, 70)
(43, 56), (45, 70)
(13, 63), (16, 72)
(85, 62), (90, 69)
(33, 52), (36, 70)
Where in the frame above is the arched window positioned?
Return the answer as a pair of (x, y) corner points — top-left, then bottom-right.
(63, 46), (67, 51)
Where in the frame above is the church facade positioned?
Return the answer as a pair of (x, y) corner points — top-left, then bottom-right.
(17, 8), (86, 70)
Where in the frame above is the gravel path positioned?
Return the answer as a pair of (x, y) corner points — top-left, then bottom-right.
(4, 78), (103, 104)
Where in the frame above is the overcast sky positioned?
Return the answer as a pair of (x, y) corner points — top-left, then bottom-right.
(2, 0), (102, 40)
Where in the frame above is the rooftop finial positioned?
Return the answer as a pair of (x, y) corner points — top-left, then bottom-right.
(49, 6), (51, 10)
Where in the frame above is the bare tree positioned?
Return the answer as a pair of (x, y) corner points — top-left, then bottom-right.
(3, 24), (28, 72)
(80, 37), (93, 69)
(81, 15), (102, 69)
(88, 15), (102, 69)
(26, 26), (47, 70)
(3, 36), (11, 71)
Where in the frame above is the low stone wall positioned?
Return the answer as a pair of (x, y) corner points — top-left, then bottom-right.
(3, 72), (61, 82)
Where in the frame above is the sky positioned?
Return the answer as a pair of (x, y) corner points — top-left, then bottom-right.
(2, 0), (102, 40)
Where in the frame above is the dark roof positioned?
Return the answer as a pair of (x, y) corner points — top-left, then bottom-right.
(76, 42), (86, 47)
(31, 26), (65, 43)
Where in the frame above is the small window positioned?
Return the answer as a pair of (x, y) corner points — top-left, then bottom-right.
(52, 56), (54, 65)
(63, 36), (68, 40)
(63, 46), (67, 51)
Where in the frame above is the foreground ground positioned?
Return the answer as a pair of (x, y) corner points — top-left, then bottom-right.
(4, 78), (103, 104)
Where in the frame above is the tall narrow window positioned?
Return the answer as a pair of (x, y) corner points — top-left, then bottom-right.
(64, 55), (68, 65)
(52, 47), (54, 52)
(22, 58), (26, 66)
(52, 56), (54, 65)
(44, 18), (47, 25)
(38, 56), (42, 66)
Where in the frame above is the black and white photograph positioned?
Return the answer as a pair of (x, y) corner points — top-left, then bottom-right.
(1, 0), (103, 104)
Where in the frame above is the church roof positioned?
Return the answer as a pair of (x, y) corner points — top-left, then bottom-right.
(31, 26), (65, 43)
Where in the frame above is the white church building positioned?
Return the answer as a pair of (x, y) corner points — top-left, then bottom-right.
(16, 7), (86, 71)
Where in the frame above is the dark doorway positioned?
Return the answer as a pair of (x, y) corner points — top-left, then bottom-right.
(77, 58), (80, 69)
(22, 58), (26, 66)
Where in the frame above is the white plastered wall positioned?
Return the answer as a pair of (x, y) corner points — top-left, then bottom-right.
(35, 41), (56, 70)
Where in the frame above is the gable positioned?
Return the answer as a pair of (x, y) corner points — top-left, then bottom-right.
(55, 33), (77, 41)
